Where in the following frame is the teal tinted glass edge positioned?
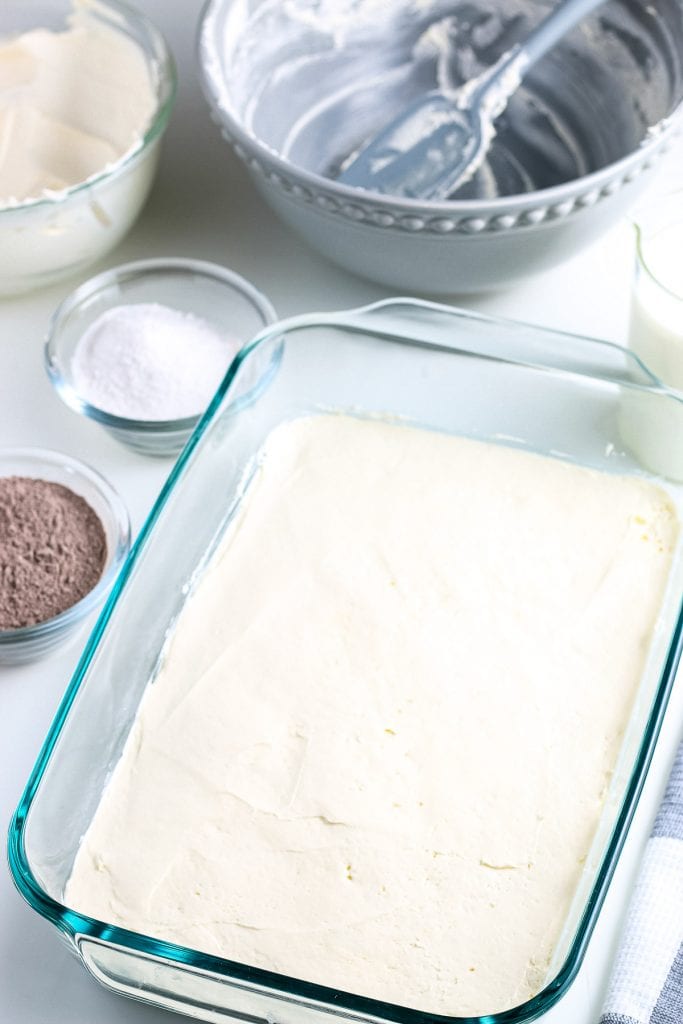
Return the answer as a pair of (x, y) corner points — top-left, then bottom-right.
(7, 299), (683, 1024)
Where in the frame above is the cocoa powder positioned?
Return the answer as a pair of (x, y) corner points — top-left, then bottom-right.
(0, 476), (107, 630)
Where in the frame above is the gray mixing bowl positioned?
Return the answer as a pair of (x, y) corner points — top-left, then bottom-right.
(199, 0), (683, 294)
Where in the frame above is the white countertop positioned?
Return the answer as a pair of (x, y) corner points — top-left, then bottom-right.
(1, 2), (682, 1021)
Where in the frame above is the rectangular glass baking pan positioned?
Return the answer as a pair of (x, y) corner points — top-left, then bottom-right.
(9, 299), (683, 1024)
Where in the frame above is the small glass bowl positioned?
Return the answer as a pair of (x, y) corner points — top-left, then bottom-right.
(0, 0), (176, 297)
(0, 448), (131, 666)
(45, 258), (278, 457)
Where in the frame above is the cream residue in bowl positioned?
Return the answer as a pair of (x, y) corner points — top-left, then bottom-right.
(206, 0), (682, 200)
(0, 2), (157, 208)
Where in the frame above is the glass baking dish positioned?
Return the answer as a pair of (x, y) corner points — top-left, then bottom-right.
(8, 299), (683, 1024)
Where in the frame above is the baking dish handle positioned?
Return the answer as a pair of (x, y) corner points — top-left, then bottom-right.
(269, 298), (670, 395)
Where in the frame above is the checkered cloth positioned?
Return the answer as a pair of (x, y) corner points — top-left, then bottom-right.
(600, 741), (683, 1024)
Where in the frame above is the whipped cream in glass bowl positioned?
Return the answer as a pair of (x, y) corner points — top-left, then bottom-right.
(0, 0), (175, 297)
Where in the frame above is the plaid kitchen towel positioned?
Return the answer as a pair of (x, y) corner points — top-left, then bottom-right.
(600, 741), (683, 1024)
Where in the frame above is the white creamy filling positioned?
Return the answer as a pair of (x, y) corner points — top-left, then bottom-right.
(65, 415), (678, 1017)
(0, 5), (157, 206)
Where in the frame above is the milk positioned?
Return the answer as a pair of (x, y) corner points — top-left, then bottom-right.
(629, 224), (683, 387)
(620, 219), (683, 482)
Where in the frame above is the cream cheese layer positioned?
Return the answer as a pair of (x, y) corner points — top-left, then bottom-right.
(0, 5), (156, 206)
(65, 415), (679, 1017)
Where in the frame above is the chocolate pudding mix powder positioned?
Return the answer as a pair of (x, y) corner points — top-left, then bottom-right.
(0, 477), (107, 629)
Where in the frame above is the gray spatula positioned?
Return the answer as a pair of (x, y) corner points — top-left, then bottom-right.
(337, 0), (607, 201)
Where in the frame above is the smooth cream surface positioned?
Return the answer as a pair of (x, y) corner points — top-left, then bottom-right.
(0, 4), (156, 206)
(65, 415), (678, 1017)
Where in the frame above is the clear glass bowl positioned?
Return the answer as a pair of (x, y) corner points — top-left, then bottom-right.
(45, 257), (277, 457)
(0, 0), (176, 297)
(9, 300), (683, 1021)
(0, 448), (130, 665)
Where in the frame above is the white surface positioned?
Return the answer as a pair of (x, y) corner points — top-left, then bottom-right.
(0, 2), (682, 1022)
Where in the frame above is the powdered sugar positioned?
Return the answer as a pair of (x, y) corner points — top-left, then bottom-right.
(71, 303), (237, 421)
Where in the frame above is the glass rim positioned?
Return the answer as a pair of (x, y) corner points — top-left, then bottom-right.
(634, 194), (683, 304)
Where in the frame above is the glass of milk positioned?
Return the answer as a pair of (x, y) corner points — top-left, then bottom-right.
(620, 190), (683, 481)
(629, 190), (683, 385)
